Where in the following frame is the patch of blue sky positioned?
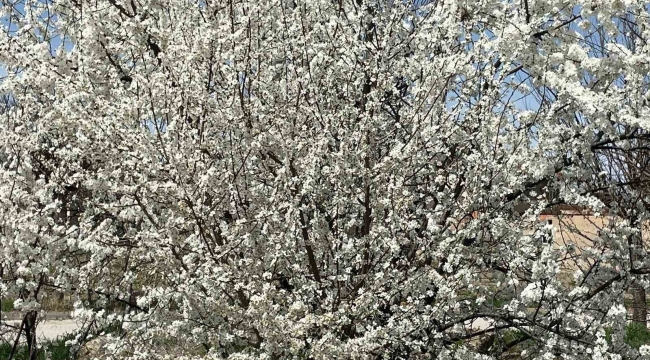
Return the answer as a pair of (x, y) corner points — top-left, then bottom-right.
(0, 0), (74, 81)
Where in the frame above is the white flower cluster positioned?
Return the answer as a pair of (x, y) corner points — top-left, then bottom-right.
(1, 0), (650, 359)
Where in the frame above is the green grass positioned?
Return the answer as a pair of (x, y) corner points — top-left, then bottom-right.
(488, 297), (507, 308)
(501, 330), (528, 344)
(0, 333), (74, 360)
(605, 323), (650, 349)
(625, 323), (650, 349)
(1, 298), (15, 312)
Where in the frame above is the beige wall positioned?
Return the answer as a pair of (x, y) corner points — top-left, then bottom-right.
(537, 212), (650, 276)
(542, 213), (610, 251)
(542, 212), (650, 247)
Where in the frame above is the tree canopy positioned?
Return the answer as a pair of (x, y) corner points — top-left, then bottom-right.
(2, 0), (650, 359)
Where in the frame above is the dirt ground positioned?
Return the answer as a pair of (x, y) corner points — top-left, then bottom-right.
(0, 317), (492, 344)
(1, 319), (80, 343)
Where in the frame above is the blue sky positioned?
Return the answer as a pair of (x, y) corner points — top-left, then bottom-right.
(0, 0), (74, 79)
(0, 1), (644, 127)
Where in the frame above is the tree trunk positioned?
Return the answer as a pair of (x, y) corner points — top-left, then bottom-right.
(632, 283), (648, 325)
(23, 311), (38, 360)
(629, 220), (647, 326)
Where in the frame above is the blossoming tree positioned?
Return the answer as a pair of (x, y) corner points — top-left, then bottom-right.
(2, 0), (650, 359)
